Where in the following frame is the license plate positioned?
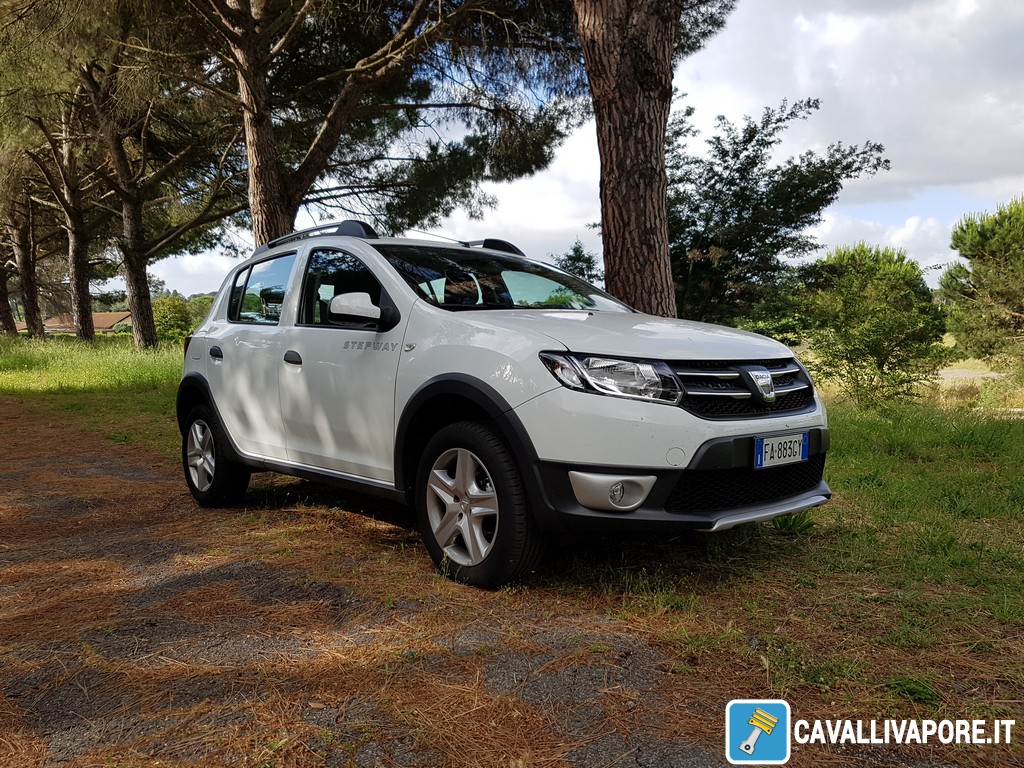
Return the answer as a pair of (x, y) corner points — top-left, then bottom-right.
(755, 432), (809, 469)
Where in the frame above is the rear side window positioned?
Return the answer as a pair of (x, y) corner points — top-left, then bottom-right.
(229, 253), (297, 324)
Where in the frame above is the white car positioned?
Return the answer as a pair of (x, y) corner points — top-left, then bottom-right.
(178, 221), (830, 587)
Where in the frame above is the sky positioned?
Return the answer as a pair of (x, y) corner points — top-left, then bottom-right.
(150, 0), (1024, 296)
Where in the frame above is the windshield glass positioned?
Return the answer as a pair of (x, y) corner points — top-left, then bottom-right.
(374, 244), (631, 312)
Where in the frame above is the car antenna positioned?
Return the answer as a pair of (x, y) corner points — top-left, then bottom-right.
(405, 229), (471, 247)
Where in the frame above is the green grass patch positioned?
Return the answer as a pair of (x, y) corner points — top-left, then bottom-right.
(885, 675), (942, 707)
(0, 335), (182, 457)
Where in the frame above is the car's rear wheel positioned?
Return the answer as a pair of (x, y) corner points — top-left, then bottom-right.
(182, 405), (250, 506)
(416, 421), (544, 588)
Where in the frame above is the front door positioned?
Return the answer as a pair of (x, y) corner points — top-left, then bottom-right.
(278, 248), (404, 482)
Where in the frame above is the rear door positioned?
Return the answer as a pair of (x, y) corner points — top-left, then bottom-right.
(204, 252), (298, 460)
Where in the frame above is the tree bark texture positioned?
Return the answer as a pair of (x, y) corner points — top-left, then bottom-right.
(235, 53), (300, 245)
(572, 0), (680, 317)
(67, 224), (95, 341)
(5, 198), (45, 338)
(0, 268), (18, 336)
(121, 195), (157, 348)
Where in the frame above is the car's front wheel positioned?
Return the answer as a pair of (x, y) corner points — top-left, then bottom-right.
(416, 421), (545, 588)
(182, 405), (250, 506)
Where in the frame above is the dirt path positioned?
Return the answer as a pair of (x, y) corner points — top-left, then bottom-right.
(0, 395), (739, 768)
(938, 368), (1005, 382)
(1, 397), (976, 768)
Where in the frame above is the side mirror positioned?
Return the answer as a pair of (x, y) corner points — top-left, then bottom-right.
(329, 292), (381, 323)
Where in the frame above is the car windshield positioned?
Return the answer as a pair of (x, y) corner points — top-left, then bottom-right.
(374, 244), (632, 312)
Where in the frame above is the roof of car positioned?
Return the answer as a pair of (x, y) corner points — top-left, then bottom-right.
(252, 220), (525, 260)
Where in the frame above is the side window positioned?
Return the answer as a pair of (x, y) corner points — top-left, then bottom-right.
(300, 249), (382, 325)
(227, 267), (249, 320)
(231, 253), (297, 325)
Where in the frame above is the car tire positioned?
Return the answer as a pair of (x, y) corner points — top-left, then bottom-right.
(415, 421), (545, 588)
(182, 405), (251, 506)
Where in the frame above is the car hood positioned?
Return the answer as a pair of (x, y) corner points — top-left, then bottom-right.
(467, 310), (793, 360)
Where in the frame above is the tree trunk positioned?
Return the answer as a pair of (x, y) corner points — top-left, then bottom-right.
(572, 0), (680, 317)
(121, 196), (158, 348)
(0, 269), (18, 336)
(123, 253), (156, 348)
(5, 201), (45, 338)
(80, 61), (159, 347)
(25, 102), (99, 340)
(67, 223), (95, 340)
(235, 51), (299, 245)
(63, 160), (96, 341)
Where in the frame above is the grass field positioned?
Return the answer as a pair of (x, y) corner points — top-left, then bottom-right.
(1, 335), (1021, 764)
(0, 335), (182, 454)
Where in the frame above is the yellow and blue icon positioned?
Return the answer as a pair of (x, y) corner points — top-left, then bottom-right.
(726, 699), (791, 764)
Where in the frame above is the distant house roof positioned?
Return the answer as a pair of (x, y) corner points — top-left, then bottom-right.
(16, 311), (132, 334)
(91, 311), (133, 332)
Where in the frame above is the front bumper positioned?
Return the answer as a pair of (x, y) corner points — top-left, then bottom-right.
(523, 428), (831, 533)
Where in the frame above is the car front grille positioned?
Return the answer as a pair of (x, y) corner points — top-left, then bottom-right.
(665, 454), (827, 515)
(669, 358), (815, 419)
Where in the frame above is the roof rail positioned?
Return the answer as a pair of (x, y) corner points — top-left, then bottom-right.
(252, 219), (380, 257)
(465, 238), (526, 256)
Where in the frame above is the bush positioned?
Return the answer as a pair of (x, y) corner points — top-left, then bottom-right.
(188, 294), (215, 328)
(152, 295), (192, 341)
(801, 244), (954, 405)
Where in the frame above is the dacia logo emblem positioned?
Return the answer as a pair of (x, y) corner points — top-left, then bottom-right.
(747, 367), (776, 403)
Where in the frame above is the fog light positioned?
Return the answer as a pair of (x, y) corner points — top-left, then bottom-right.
(609, 482), (625, 505)
(568, 471), (657, 512)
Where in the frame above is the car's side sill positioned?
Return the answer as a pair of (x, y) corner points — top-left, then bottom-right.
(250, 456), (407, 504)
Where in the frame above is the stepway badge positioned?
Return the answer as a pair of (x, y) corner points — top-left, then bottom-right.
(726, 699), (791, 764)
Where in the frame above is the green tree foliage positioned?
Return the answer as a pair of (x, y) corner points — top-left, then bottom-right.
(551, 238), (603, 284)
(801, 244), (952, 404)
(187, 295), (215, 328)
(152, 294), (192, 341)
(733, 269), (808, 347)
(181, 0), (587, 243)
(668, 98), (889, 324)
(942, 197), (1024, 368)
(1, 0), (246, 347)
(3, 1), (583, 344)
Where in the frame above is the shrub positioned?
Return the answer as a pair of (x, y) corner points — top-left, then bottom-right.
(800, 244), (954, 405)
(152, 295), (192, 340)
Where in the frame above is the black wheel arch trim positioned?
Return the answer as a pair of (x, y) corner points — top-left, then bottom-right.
(176, 373), (249, 467)
(393, 374), (542, 496)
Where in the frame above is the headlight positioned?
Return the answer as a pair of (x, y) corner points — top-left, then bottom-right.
(540, 352), (682, 405)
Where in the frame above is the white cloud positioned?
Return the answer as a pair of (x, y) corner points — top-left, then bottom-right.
(680, 0), (1024, 201)
(150, 253), (240, 297)
(435, 121), (603, 262)
(807, 211), (960, 285)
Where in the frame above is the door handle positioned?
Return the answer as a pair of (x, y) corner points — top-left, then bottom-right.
(283, 350), (302, 365)
(209, 346), (223, 359)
